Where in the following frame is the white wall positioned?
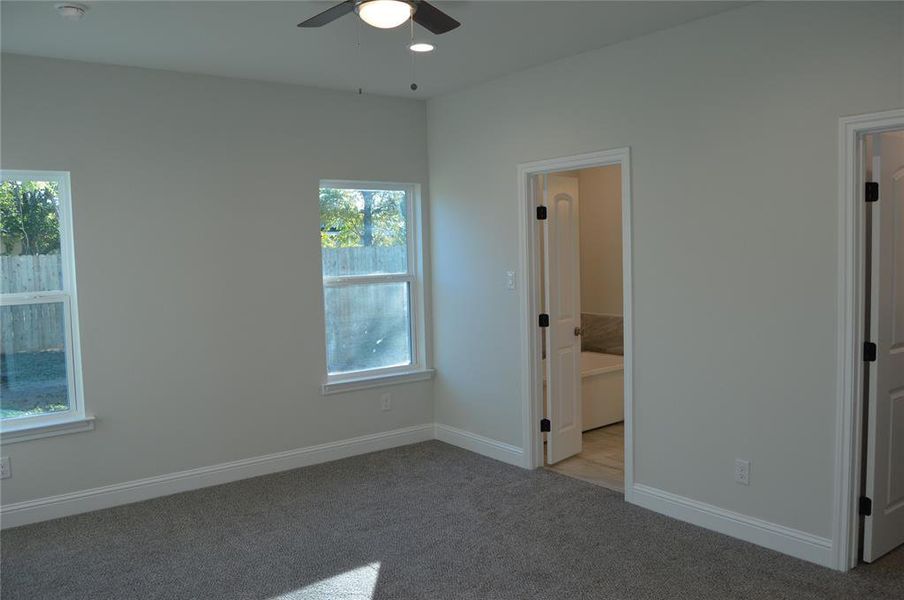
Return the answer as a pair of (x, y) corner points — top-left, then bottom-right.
(578, 165), (622, 316)
(428, 1), (903, 541)
(0, 54), (432, 505)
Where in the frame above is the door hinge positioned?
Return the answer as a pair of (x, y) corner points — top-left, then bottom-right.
(540, 418), (551, 433)
(536, 206), (547, 220)
(859, 496), (873, 517)
(865, 181), (879, 203)
(864, 341), (877, 362)
(538, 314), (549, 328)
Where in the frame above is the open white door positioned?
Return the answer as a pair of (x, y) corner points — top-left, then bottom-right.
(543, 174), (582, 464)
(863, 130), (904, 562)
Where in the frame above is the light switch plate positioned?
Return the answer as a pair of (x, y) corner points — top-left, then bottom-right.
(735, 458), (750, 486)
(505, 271), (516, 290)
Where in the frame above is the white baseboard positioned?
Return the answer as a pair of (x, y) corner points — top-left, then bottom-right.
(1, 424), (434, 529)
(433, 423), (524, 467)
(1, 426), (836, 572)
(631, 484), (835, 569)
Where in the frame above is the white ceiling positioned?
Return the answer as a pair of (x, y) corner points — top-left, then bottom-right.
(1, 1), (743, 98)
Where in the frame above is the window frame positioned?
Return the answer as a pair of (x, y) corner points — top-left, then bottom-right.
(0, 170), (90, 440)
(319, 180), (431, 393)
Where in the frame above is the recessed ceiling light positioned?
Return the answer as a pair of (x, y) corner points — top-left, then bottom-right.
(55, 3), (88, 21)
(356, 0), (413, 30)
(408, 42), (435, 53)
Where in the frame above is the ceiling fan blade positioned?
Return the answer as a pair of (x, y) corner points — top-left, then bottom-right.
(297, 0), (356, 28)
(412, 1), (460, 34)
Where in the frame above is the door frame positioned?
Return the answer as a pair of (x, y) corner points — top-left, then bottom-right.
(835, 109), (904, 571)
(516, 147), (634, 500)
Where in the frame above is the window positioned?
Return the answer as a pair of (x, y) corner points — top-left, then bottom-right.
(1, 171), (88, 438)
(320, 181), (429, 391)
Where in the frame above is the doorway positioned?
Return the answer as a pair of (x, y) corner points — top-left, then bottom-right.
(858, 128), (904, 563)
(836, 109), (904, 570)
(516, 148), (634, 499)
(536, 168), (625, 491)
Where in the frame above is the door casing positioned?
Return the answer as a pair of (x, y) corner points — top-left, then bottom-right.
(516, 147), (634, 501)
(835, 109), (904, 571)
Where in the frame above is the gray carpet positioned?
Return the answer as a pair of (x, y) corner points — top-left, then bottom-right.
(1, 441), (902, 599)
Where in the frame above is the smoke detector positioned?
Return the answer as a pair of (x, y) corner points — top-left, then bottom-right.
(55, 3), (88, 21)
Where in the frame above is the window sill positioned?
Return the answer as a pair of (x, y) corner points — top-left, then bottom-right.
(322, 369), (435, 396)
(1, 416), (95, 445)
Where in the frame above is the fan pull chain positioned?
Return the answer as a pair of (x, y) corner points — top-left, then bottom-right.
(357, 19), (364, 94)
(409, 19), (418, 91)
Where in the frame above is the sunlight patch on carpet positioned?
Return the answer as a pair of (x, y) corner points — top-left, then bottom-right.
(267, 562), (381, 599)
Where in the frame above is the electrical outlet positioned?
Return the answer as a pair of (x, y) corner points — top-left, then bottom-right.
(380, 393), (392, 412)
(735, 459), (750, 486)
(0, 457), (10, 480)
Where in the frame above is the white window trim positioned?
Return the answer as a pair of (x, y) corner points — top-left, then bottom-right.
(321, 368), (435, 396)
(0, 170), (91, 442)
(1, 415), (95, 445)
(319, 180), (431, 394)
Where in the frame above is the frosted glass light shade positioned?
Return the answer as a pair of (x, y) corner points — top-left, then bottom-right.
(357, 0), (413, 29)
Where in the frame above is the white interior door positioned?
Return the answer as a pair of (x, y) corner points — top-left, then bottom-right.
(863, 130), (904, 562)
(544, 174), (582, 464)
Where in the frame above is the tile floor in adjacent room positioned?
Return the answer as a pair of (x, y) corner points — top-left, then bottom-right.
(546, 422), (625, 492)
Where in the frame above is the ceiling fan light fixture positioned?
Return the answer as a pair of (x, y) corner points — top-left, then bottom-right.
(357, 0), (414, 29)
(408, 41), (435, 53)
(55, 3), (88, 21)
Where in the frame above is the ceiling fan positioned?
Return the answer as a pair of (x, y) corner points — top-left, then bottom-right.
(298, 0), (460, 34)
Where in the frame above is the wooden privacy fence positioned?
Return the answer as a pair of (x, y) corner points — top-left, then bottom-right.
(1, 255), (65, 354)
(1, 247), (409, 354)
(3, 248), (406, 290)
(1, 303), (65, 354)
(321, 245), (407, 276)
(321, 245), (410, 372)
(2, 254), (63, 294)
